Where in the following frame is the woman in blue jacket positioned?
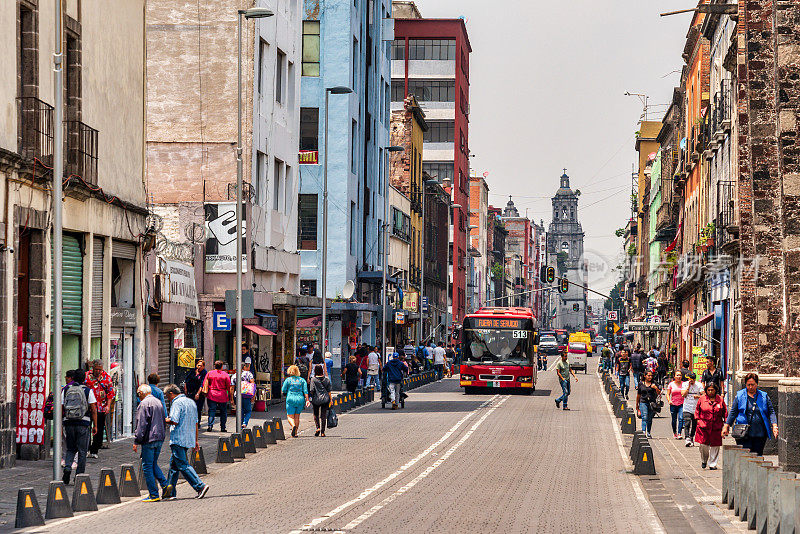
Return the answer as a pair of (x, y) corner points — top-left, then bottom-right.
(722, 373), (778, 455)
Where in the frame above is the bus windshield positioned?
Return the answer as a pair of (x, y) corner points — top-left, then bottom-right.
(463, 328), (532, 365)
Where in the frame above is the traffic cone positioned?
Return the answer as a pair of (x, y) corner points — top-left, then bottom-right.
(273, 417), (286, 440)
(190, 447), (208, 475)
(633, 444), (656, 475)
(118, 464), (140, 497)
(263, 421), (277, 445)
(215, 437), (234, 463)
(71, 474), (98, 512)
(45, 481), (73, 519)
(229, 433), (245, 459)
(253, 426), (267, 448)
(15, 488), (44, 528)
(241, 429), (257, 453)
(96, 468), (121, 504)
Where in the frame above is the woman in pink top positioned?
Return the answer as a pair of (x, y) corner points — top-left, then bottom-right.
(666, 370), (685, 439)
(202, 361), (233, 433)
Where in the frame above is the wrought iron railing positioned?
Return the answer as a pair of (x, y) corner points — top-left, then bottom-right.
(716, 180), (736, 248)
(65, 120), (98, 186)
(17, 97), (54, 166)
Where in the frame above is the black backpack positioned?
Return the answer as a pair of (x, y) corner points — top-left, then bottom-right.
(295, 356), (309, 378)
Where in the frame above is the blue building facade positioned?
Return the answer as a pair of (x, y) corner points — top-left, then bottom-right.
(299, 0), (393, 360)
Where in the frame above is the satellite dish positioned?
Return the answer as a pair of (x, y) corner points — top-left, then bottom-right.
(342, 280), (355, 300)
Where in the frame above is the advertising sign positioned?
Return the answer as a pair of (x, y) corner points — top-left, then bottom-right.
(395, 311), (406, 325)
(403, 291), (419, 312)
(162, 259), (200, 320)
(177, 347), (197, 369)
(16, 339), (48, 445)
(204, 202), (247, 273)
(299, 150), (319, 164)
(213, 311), (231, 331)
(691, 346), (708, 376)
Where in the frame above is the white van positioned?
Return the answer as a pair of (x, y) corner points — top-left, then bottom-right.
(567, 342), (588, 373)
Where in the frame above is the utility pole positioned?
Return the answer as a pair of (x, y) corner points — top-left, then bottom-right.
(52, 0), (64, 481)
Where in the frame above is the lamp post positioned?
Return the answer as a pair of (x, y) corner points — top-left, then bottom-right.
(322, 86), (353, 359)
(52, 0), (64, 481)
(418, 178), (439, 347)
(382, 146), (405, 362)
(236, 7), (273, 429)
(447, 203), (462, 345)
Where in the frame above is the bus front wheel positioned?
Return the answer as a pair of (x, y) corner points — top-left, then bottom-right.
(464, 386), (476, 395)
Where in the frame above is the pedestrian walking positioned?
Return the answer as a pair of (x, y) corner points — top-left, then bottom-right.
(61, 369), (97, 485)
(666, 370), (686, 439)
(161, 384), (210, 500)
(310, 344), (326, 376)
(601, 344), (612, 373)
(385, 353), (408, 410)
(554, 352), (577, 411)
(365, 347), (381, 391)
(133, 384), (168, 502)
(629, 347), (644, 389)
(147, 373), (167, 413)
(445, 344), (456, 377)
(203, 360), (233, 433)
(679, 359), (691, 382)
(342, 355), (362, 393)
(681, 372), (703, 446)
(702, 357), (725, 398)
(85, 359), (115, 458)
(615, 349), (631, 399)
(182, 359), (207, 418)
(232, 359), (256, 429)
(656, 350), (669, 387)
(722, 372), (778, 456)
(309, 365), (333, 437)
(695, 382), (727, 469)
(636, 370), (660, 438)
(295, 347), (312, 384)
(433, 342), (447, 380)
(282, 365), (310, 437)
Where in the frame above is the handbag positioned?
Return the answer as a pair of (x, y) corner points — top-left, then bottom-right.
(311, 378), (331, 406)
(326, 407), (338, 428)
(241, 381), (256, 397)
(732, 397), (754, 439)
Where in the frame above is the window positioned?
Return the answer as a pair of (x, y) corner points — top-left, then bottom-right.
(350, 202), (357, 256)
(422, 162), (454, 183)
(273, 158), (283, 211)
(258, 39), (269, 95)
(298, 194), (318, 250)
(351, 120), (358, 173)
(255, 151), (266, 205)
(423, 121), (455, 143)
(275, 49), (285, 103)
(300, 108), (319, 151)
(459, 129), (466, 153)
(300, 279), (317, 296)
(302, 21), (320, 76)
(408, 39), (456, 60)
(392, 208), (411, 241)
(407, 80), (455, 102)
(391, 80), (405, 102)
(352, 38), (359, 88)
(285, 165), (293, 214)
(391, 39), (405, 60)
(561, 242), (569, 255)
(287, 61), (296, 109)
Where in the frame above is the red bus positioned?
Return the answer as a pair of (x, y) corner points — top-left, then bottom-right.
(459, 307), (539, 394)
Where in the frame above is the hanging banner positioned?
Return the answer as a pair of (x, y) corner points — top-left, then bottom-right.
(204, 202), (247, 273)
(162, 259), (200, 320)
(16, 338), (49, 445)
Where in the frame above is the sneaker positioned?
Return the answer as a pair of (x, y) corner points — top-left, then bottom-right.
(87, 453), (98, 459)
(646, 433), (652, 439)
(685, 440), (692, 447)
(709, 466), (718, 470)
(563, 406), (570, 411)
(220, 428), (227, 433)
(555, 399), (561, 408)
(196, 485), (210, 499)
(673, 433), (679, 439)
(701, 462), (707, 469)
(62, 469), (71, 486)
(162, 485), (175, 500)
(143, 496), (161, 502)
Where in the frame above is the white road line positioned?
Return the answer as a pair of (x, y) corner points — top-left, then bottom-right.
(339, 396), (509, 531)
(288, 395), (499, 534)
(600, 375), (665, 534)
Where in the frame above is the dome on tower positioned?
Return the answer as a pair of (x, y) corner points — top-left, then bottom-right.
(555, 172), (574, 197)
(503, 196), (519, 217)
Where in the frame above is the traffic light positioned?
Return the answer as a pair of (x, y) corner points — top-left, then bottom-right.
(573, 303), (579, 312)
(540, 265), (548, 282)
(546, 266), (556, 283)
(559, 277), (569, 293)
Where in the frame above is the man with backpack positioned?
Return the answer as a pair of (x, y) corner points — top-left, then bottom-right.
(630, 346), (644, 390)
(294, 348), (311, 384)
(61, 369), (97, 485)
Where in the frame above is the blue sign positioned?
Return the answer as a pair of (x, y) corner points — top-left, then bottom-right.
(213, 311), (231, 331)
(422, 296), (429, 312)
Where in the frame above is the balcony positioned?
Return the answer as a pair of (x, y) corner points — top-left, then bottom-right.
(654, 202), (677, 242)
(713, 84), (732, 138)
(716, 180), (739, 252)
(65, 121), (98, 186)
(17, 97), (54, 166)
(635, 276), (648, 297)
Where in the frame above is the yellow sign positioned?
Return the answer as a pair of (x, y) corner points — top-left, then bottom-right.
(613, 322), (621, 334)
(105, 475), (112, 486)
(177, 347), (197, 368)
(403, 291), (419, 312)
(81, 483), (88, 495)
(691, 346), (707, 376)
(24, 495), (33, 508)
(55, 487), (63, 500)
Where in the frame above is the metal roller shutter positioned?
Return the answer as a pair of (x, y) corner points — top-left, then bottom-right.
(91, 237), (104, 337)
(157, 329), (173, 387)
(52, 235), (83, 335)
(112, 240), (137, 260)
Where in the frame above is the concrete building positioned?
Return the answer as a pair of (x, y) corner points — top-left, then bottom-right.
(468, 175), (489, 312)
(391, 1), (471, 329)
(487, 206), (507, 307)
(546, 173), (587, 331)
(502, 197), (535, 310)
(145, 0), (303, 399)
(422, 178), (451, 343)
(387, 184), (412, 345)
(297, 0), (393, 366)
(633, 121), (661, 324)
(1, 0), (148, 464)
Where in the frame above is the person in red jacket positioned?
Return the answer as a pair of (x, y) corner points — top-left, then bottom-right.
(694, 382), (727, 470)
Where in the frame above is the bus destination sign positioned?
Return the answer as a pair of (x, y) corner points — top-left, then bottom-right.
(474, 318), (526, 329)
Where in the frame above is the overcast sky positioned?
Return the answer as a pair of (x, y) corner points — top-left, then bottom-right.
(412, 0), (694, 294)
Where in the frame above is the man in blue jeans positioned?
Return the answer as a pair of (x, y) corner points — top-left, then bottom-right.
(133, 384), (167, 502)
(554, 353), (577, 410)
(162, 384), (210, 500)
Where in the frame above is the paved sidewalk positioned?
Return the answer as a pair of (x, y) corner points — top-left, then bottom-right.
(0, 404), (323, 532)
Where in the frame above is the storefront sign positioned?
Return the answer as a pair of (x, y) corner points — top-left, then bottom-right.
(16, 338), (48, 445)
(204, 202), (247, 273)
(691, 346), (707, 376)
(111, 307), (136, 327)
(627, 322), (670, 332)
(173, 328), (185, 349)
(299, 150), (319, 164)
(403, 291), (418, 312)
(162, 259), (199, 320)
(213, 311), (231, 331)
(177, 347), (196, 368)
(361, 311), (372, 326)
(259, 314), (278, 332)
(395, 311), (406, 325)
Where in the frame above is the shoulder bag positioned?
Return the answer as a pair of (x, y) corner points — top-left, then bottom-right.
(731, 395), (753, 439)
(327, 406), (338, 428)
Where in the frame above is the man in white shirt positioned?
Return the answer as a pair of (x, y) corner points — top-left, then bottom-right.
(681, 371), (703, 446)
(433, 342), (447, 380)
(366, 347), (381, 391)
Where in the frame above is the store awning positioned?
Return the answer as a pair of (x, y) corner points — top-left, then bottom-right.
(244, 324), (276, 336)
(690, 312), (715, 329)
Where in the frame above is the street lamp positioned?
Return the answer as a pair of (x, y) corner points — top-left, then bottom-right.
(236, 6), (273, 429)
(446, 203), (462, 344)
(418, 178), (439, 348)
(322, 86), (353, 361)
(382, 146), (405, 362)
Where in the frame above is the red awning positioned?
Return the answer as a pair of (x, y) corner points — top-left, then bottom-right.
(244, 324), (276, 336)
(690, 312), (715, 329)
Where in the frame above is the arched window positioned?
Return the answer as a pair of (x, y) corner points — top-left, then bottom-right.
(561, 241), (569, 255)
(554, 209), (558, 220)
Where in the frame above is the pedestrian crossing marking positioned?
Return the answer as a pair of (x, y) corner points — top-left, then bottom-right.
(125, 471), (132, 481)
(55, 487), (63, 500)
(105, 475), (112, 486)
(643, 452), (648, 462)
(80, 483), (88, 495)
(24, 495), (33, 508)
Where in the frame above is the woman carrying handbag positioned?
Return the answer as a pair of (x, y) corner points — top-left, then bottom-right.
(309, 365), (332, 437)
(722, 372), (778, 456)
